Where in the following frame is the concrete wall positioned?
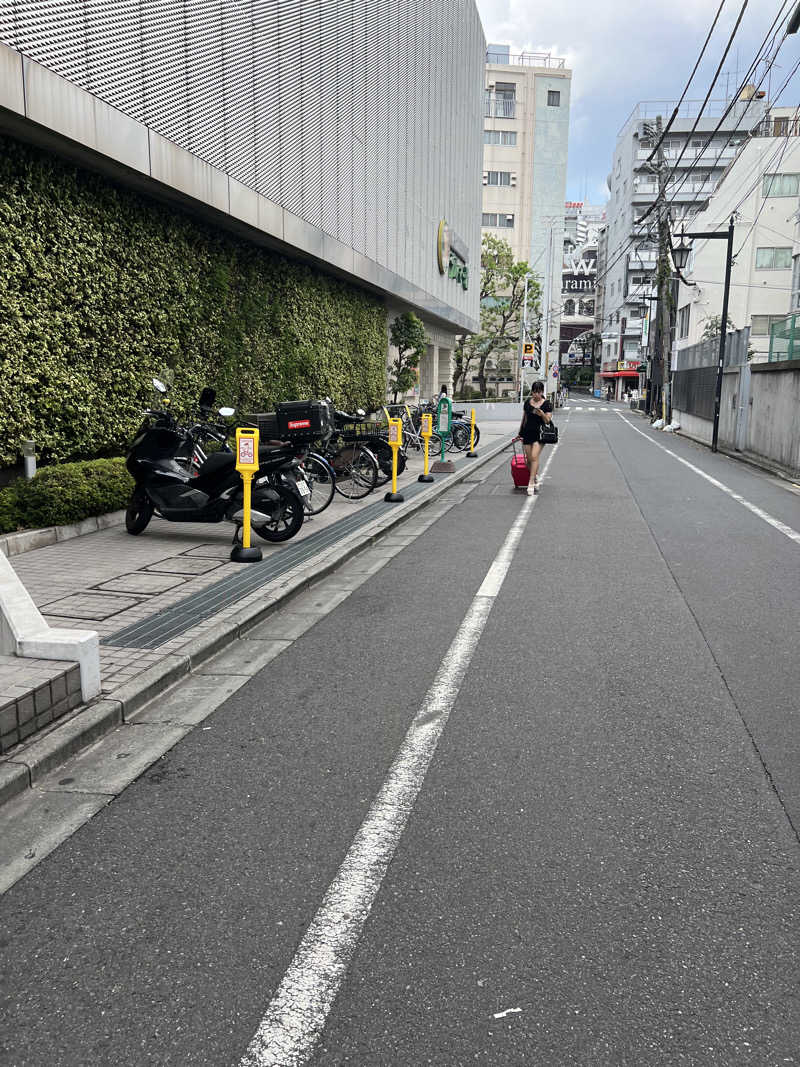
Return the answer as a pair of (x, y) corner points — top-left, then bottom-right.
(747, 361), (800, 473)
(674, 360), (800, 476)
(0, 0), (485, 335)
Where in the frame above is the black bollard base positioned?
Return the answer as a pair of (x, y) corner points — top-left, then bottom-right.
(418, 474), (434, 483)
(431, 459), (456, 474)
(384, 491), (405, 502)
(466, 450), (478, 457)
(230, 545), (263, 563)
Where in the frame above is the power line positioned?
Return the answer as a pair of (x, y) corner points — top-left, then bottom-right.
(638, 0), (793, 230)
(646, 0), (730, 163)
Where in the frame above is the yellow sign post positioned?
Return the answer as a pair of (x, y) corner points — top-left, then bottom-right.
(418, 412), (434, 483)
(466, 407), (478, 457)
(231, 426), (263, 563)
(384, 417), (405, 502)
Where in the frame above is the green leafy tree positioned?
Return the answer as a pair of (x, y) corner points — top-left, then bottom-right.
(388, 311), (427, 401)
(452, 234), (540, 398)
(701, 314), (736, 339)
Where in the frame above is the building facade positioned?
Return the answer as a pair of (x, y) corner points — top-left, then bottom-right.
(482, 45), (571, 396)
(596, 90), (770, 392)
(675, 110), (800, 363)
(0, 0), (485, 397)
(561, 202), (605, 373)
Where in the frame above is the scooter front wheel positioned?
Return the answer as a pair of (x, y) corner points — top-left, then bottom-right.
(125, 489), (154, 534)
(253, 487), (304, 543)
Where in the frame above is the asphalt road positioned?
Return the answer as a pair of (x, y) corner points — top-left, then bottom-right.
(2, 407), (799, 1066)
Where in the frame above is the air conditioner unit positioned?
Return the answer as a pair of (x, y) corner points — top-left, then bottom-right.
(482, 172), (488, 185)
(488, 81), (495, 89)
(510, 173), (517, 187)
(505, 214), (514, 223)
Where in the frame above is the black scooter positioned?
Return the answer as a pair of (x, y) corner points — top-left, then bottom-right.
(125, 380), (305, 543)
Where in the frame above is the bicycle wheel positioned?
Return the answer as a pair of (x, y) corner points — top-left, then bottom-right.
(300, 453), (335, 515)
(426, 434), (443, 463)
(369, 438), (396, 486)
(333, 443), (378, 499)
(447, 423), (470, 452)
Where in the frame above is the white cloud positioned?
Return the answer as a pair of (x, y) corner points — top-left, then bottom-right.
(475, 0), (792, 199)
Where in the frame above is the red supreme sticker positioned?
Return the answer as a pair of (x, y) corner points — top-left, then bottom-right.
(287, 419), (312, 429)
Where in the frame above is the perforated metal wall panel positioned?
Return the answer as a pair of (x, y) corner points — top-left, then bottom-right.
(0, 0), (483, 326)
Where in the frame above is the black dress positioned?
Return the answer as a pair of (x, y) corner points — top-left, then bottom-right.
(521, 398), (553, 446)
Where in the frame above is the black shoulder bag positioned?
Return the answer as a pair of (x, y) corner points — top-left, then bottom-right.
(539, 408), (558, 445)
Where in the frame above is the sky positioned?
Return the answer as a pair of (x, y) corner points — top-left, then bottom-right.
(475, 0), (800, 205)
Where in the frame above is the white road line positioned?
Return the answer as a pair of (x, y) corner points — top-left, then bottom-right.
(238, 445), (561, 1067)
(617, 412), (800, 546)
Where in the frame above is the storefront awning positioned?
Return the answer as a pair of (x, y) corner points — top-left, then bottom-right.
(600, 370), (641, 378)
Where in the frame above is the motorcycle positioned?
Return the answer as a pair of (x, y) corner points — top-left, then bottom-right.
(125, 380), (307, 543)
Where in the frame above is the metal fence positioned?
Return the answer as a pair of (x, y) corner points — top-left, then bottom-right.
(672, 327), (749, 420)
(769, 314), (798, 362)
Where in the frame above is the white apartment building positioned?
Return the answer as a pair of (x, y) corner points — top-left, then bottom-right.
(675, 110), (800, 362)
(596, 90), (770, 375)
(482, 45), (571, 396)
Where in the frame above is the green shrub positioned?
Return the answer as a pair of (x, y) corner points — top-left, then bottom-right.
(0, 135), (388, 468)
(0, 458), (132, 534)
(0, 481), (21, 535)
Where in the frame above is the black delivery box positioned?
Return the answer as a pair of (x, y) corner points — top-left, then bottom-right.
(276, 400), (331, 438)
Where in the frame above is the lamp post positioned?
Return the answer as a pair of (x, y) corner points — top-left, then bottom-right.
(672, 216), (735, 452)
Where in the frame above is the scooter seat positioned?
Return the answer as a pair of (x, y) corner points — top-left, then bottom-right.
(197, 451), (236, 478)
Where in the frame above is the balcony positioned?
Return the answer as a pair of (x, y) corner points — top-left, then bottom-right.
(635, 146), (737, 167)
(628, 250), (657, 269)
(623, 317), (645, 335)
(484, 93), (516, 119)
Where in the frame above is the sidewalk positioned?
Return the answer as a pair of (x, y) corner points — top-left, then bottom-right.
(0, 423), (517, 801)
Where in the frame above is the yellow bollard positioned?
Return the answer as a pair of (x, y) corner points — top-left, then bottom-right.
(384, 417), (405, 502)
(418, 412), (434, 483)
(231, 427), (263, 562)
(467, 407), (478, 457)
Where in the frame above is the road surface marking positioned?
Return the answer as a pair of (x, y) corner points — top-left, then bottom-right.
(617, 413), (800, 547)
(238, 445), (560, 1067)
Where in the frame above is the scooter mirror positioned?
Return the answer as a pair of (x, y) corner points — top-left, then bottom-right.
(153, 378), (167, 393)
(356, 408), (366, 417)
(218, 407), (235, 418)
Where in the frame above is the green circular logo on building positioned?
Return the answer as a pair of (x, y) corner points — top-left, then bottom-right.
(437, 219), (451, 274)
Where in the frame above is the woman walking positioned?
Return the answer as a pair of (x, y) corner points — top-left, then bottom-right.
(516, 381), (553, 496)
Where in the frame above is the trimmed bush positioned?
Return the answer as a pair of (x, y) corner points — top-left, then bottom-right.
(0, 458), (133, 535)
(0, 134), (388, 468)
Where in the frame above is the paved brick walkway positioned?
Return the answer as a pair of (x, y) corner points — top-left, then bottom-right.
(7, 423), (516, 697)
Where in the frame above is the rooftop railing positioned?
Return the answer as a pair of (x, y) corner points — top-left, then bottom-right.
(486, 50), (566, 69)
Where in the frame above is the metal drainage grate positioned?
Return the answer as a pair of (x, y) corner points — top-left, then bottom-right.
(103, 472), (442, 650)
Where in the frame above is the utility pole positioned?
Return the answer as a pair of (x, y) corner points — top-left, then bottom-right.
(654, 114), (673, 424)
(542, 223), (555, 397)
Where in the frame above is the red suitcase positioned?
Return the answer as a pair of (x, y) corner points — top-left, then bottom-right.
(511, 440), (529, 489)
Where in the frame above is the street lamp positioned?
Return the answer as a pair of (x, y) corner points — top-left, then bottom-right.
(671, 216), (735, 452)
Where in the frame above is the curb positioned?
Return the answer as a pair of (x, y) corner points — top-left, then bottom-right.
(0, 510), (125, 558)
(0, 440), (510, 807)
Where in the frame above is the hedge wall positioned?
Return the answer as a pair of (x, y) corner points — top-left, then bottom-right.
(0, 135), (388, 468)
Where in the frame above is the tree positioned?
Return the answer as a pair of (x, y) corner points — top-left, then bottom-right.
(701, 314), (735, 340)
(452, 234), (539, 398)
(388, 312), (427, 401)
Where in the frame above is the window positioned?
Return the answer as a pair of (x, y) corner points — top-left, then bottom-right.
(547, 90), (561, 107)
(482, 212), (514, 228)
(750, 314), (787, 336)
(486, 171), (511, 185)
(563, 299), (576, 316)
(678, 304), (690, 339)
(639, 138), (653, 149)
(691, 139), (704, 149)
(755, 246), (792, 269)
(762, 173), (800, 197)
(793, 255), (800, 311)
(484, 130), (517, 145)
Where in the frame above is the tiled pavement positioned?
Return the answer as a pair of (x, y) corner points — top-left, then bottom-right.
(5, 423), (517, 700)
